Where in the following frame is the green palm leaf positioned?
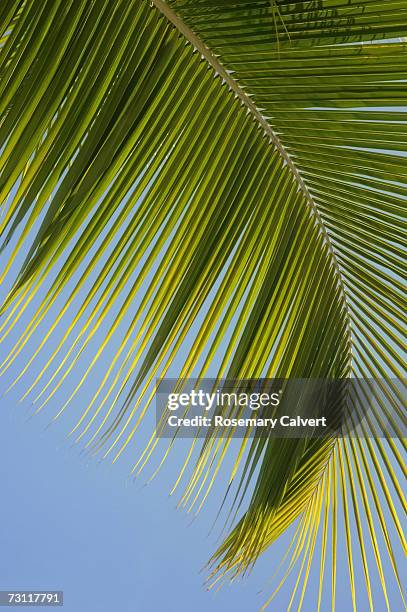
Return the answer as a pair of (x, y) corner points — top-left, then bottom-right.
(0, 1), (405, 609)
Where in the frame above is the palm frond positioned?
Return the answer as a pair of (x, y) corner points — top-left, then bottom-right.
(0, 0), (405, 609)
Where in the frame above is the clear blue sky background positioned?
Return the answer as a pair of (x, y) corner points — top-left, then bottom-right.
(0, 393), (298, 612)
(0, 379), (405, 611)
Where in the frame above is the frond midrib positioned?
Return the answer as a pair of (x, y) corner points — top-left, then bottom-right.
(151, 0), (353, 360)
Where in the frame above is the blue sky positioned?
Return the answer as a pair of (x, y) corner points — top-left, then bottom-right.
(0, 383), (405, 611)
(0, 395), (295, 612)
